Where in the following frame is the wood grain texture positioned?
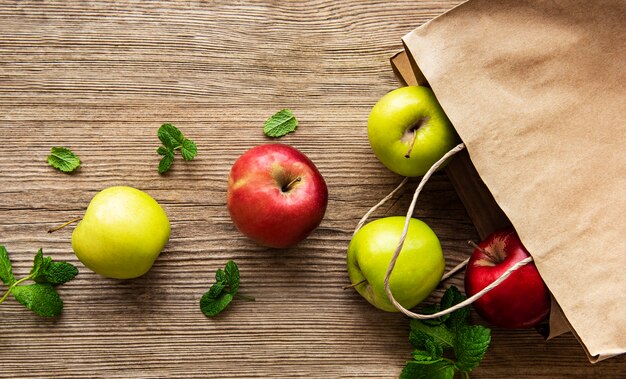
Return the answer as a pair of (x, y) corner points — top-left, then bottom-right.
(0, 1), (624, 377)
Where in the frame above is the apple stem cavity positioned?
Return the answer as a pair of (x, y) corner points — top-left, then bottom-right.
(47, 217), (82, 233)
(467, 240), (502, 263)
(281, 177), (301, 193)
(342, 279), (367, 290)
(404, 117), (429, 158)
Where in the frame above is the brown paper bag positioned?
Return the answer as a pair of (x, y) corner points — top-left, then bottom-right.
(400, 0), (625, 362)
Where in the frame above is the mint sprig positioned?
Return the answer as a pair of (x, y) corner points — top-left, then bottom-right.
(156, 123), (197, 174)
(200, 260), (254, 317)
(400, 286), (491, 379)
(47, 147), (81, 173)
(263, 109), (298, 138)
(0, 246), (78, 317)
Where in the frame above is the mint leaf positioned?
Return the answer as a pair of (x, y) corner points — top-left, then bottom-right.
(30, 249), (52, 282)
(409, 329), (445, 360)
(454, 325), (491, 372)
(0, 246), (15, 285)
(158, 123), (184, 149)
(207, 281), (226, 299)
(200, 260), (253, 318)
(30, 249), (52, 280)
(156, 123), (197, 174)
(180, 139), (197, 161)
(47, 147), (81, 173)
(445, 291), (470, 332)
(421, 303), (444, 326)
(410, 320), (455, 351)
(41, 261), (79, 286)
(440, 286), (463, 314)
(422, 287), (468, 327)
(30, 249), (78, 285)
(11, 283), (63, 317)
(215, 268), (226, 282)
(0, 247), (77, 317)
(200, 292), (233, 317)
(156, 146), (170, 156)
(158, 150), (175, 174)
(263, 109), (298, 138)
(412, 350), (437, 362)
(224, 260), (239, 294)
(400, 360), (455, 379)
(402, 286), (492, 378)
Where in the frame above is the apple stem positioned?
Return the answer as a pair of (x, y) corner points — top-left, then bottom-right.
(404, 130), (418, 158)
(282, 177), (301, 192)
(343, 279), (367, 290)
(48, 218), (82, 233)
(235, 293), (256, 302)
(467, 240), (499, 262)
(404, 117), (429, 158)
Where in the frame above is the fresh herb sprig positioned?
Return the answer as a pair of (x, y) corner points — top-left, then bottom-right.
(47, 147), (81, 173)
(0, 246), (78, 317)
(263, 109), (298, 138)
(401, 286), (491, 379)
(157, 123), (198, 174)
(200, 260), (254, 317)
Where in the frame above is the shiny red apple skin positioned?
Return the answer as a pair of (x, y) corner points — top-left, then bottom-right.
(227, 144), (328, 248)
(464, 229), (551, 328)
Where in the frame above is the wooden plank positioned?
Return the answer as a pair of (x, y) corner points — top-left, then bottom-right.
(0, 1), (623, 377)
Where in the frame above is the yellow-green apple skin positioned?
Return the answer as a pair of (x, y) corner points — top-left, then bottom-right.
(368, 86), (458, 177)
(72, 186), (170, 279)
(347, 216), (445, 312)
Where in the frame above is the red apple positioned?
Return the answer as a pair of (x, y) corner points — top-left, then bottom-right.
(464, 229), (550, 328)
(226, 144), (328, 248)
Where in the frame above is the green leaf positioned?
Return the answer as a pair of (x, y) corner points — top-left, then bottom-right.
(412, 350), (436, 362)
(454, 325), (491, 372)
(410, 319), (455, 351)
(158, 123), (184, 149)
(199, 292), (233, 317)
(200, 260), (251, 318)
(409, 329), (444, 359)
(30, 249), (52, 282)
(180, 139), (197, 161)
(400, 360), (456, 379)
(40, 261), (78, 286)
(156, 146), (170, 156)
(11, 283), (63, 317)
(158, 150), (175, 174)
(47, 147), (81, 173)
(421, 303), (444, 326)
(263, 109), (298, 138)
(224, 260), (239, 294)
(0, 246), (15, 285)
(215, 268), (226, 282)
(443, 288), (470, 332)
(207, 281), (226, 299)
(404, 286), (491, 378)
(422, 287), (469, 328)
(156, 123), (197, 174)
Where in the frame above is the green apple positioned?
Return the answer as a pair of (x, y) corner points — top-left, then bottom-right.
(347, 216), (445, 312)
(368, 86), (458, 177)
(72, 186), (170, 279)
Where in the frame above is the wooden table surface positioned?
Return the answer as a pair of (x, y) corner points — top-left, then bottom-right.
(1, 1), (624, 377)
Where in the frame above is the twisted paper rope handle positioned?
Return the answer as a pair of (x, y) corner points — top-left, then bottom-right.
(354, 143), (533, 319)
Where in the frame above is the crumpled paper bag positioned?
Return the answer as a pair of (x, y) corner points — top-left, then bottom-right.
(401, 0), (625, 362)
